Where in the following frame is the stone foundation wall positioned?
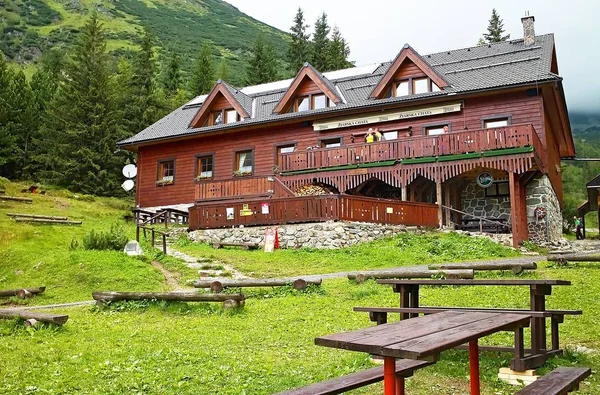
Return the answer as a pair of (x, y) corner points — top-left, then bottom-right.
(188, 221), (404, 249)
(461, 181), (512, 221)
(526, 175), (562, 243)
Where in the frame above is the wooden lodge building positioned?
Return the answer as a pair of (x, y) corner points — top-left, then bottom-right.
(118, 16), (574, 247)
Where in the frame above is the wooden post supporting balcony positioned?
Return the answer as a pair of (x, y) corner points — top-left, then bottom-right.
(444, 183), (452, 226)
(401, 186), (407, 202)
(509, 172), (529, 247)
(436, 181), (443, 228)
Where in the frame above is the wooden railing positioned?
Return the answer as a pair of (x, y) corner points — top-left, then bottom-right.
(278, 124), (540, 172)
(189, 194), (438, 230)
(195, 176), (295, 201)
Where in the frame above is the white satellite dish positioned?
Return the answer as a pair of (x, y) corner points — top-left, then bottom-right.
(122, 164), (137, 178)
(122, 179), (135, 192)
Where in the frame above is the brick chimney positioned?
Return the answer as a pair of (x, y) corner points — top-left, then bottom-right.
(521, 13), (535, 46)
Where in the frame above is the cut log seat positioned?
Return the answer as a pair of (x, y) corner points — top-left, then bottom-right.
(514, 367), (591, 395)
(212, 242), (259, 250)
(274, 359), (432, 395)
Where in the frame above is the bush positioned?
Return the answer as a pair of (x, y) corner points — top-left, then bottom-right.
(82, 223), (128, 251)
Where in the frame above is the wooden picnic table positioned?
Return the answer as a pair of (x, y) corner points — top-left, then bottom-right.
(376, 279), (572, 370)
(316, 310), (531, 395)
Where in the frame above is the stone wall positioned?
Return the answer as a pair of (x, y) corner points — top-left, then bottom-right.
(526, 174), (562, 243)
(188, 221), (404, 249)
(461, 181), (512, 221)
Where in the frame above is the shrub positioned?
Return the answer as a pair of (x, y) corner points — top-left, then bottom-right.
(82, 223), (128, 251)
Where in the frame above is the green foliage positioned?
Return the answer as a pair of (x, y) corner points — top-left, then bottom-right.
(287, 7), (311, 72)
(310, 12), (330, 71)
(481, 8), (510, 43)
(82, 223), (128, 251)
(327, 26), (354, 71)
(160, 49), (181, 96)
(188, 42), (214, 96)
(245, 32), (278, 85)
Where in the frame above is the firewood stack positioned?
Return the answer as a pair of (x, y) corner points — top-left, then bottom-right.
(293, 184), (334, 196)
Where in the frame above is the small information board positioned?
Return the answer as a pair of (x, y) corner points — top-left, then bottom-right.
(240, 204), (253, 216)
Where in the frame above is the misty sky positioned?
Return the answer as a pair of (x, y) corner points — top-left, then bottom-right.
(227, 0), (599, 113)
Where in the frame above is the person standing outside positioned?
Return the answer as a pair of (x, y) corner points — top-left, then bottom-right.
(574, 216), (583, 240)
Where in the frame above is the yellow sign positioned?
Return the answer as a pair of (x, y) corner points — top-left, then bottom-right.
(240, 204), (253, 216)
(313, 102), (462, 131)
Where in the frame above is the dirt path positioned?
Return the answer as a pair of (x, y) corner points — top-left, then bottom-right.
(151, 260), (181, 290)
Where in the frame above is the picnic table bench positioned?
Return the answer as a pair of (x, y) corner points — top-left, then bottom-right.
(315, 311), (531, 395)
(374, 279), (576, 370)
(274, 359), (432, 395)
(515, 367), (591, 394)
(212, 242), (259, 250)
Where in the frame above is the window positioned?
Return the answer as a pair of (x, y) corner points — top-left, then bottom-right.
(195, 155), (213, 179)
(292, 93), (331, 112)
(235, 150), (254, 174)
(484, 118), (510, 128)
(383, 131), (398, 140)
(485, 182), (510, 198)
(157, 160), (175, 184)
(321, 137), (342, 149)
(426, 124), (450, 135)
(209, 108), (240, 126)
(393, 77), (441, 97)
(278, 144), (296, 155)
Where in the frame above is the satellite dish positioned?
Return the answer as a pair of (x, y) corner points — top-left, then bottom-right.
(122, 164), (137, 178)
(122, 179), (135, 192)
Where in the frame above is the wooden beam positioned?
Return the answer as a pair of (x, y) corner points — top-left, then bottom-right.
(444, 182), (451, 226)
(509, 172), (528, 247)
(436, 181), (443, 227)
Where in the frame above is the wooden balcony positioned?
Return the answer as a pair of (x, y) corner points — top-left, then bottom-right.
(277, 124), (544, 173)
(195, 176), (295, 201)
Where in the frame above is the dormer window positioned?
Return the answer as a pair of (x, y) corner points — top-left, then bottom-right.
(292, 93), (330, 113)
(208, 108), (240, 126)
(392, 77), (441, 97)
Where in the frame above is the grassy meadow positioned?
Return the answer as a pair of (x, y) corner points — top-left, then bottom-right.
(0, 180), (598, 394)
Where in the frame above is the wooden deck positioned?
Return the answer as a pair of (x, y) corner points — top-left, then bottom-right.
(189, 194), (438, 230)
(277, 124), (543, 173)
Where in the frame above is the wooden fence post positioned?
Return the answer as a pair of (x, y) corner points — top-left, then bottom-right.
(151, 229), (155, 248)
(136, 226), (140, 242)
(162, 233), (167, 254)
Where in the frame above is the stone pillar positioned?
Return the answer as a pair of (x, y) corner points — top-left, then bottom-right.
(525, 174), (562, 243)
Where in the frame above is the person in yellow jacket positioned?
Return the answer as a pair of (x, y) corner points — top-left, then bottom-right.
(365, 129), (375, 143)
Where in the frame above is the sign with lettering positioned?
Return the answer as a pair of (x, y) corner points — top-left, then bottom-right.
(313, 103), (462, 131)
(240, 204), (253, 216)
(476, 172), (494, 188)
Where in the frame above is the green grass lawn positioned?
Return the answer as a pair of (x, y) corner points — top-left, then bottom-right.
(0, 180), (598, 394)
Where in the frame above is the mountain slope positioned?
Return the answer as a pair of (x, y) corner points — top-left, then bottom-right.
(0, 0), (290, 83)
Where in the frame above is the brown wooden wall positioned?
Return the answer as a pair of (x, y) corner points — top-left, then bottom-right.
(394, 60), (424, 79)
(137, 90), (546, 207)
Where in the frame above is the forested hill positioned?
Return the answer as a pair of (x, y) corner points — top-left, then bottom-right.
(0, 0), (290, 82)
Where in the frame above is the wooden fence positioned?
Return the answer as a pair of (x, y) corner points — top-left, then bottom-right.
(189, 194), (438, 230)
(278, 124), (540, 172)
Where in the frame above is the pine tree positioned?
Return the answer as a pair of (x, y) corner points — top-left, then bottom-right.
(46, 11), (123, 195)
(327, 26), (354, 71)
(189, 43), (215, 96)
(482, 9), (510, 43)
(287, 7), (310, 73)
(216, 58), (230, 83)
(311, 12), (330, 71)
(162, 50), (181, 96)
(246, 33), (278, 85)
(0, 54), (16, 172)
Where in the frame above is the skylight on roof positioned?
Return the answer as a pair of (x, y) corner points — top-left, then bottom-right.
(185, 94), (209, 107)
(323, 63), (380, 80)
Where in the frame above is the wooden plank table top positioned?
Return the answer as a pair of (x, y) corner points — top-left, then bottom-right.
(315, 311), (530, 360)
(377, 279), (571, 286)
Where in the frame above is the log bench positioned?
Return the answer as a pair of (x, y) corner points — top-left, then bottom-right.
(212, 242), (259, 250)
(92, 291), (246, 308)
(0, 309), (69, 326)
(515, 367), (591, 394)
(274, 359), (432, 395)
(354, 307), (581, 357)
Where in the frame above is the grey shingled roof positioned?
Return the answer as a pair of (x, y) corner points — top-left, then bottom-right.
(119, 34), (560, 147)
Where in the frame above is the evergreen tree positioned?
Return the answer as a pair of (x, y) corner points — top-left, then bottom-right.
(189, 43), (215, 96)
(216, 58), (230, 83)
(327, 26), (354, 71)
(161, 50), (181, 96)
(0, 54), (16, 172)
(287, 7), (310, 72)
(482, 9), (510, 43)
(246, 33), (278, 85)
(46, 12), (123, 195)
(311, 12), (330, 71)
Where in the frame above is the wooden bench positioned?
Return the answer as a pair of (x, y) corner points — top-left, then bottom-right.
(515, 367), (591, 394)
(212, 242), (259, 250)
(354, 307), (581, 357)
(274, 359), (432, 395)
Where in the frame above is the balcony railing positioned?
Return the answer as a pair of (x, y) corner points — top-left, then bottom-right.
(278, 124), (542, 173)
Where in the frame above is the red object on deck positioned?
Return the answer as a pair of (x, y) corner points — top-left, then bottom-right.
(383, 357), (396, 395)
(274, 228), (279, 249)
(469, 339), (481, 395)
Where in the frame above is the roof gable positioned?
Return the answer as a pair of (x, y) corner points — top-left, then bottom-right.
(189, 81), (251, 128)
(272, 63), (343, 114)
(370, 44), (450, 99)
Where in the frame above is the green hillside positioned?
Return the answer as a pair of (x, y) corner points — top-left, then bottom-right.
(0, 0), (290, 82)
